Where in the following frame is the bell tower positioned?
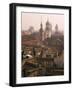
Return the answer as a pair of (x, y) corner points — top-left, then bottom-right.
(39, 22), (43, 41)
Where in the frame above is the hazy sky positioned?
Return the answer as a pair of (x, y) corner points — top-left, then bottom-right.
(22, 12), (64, 31)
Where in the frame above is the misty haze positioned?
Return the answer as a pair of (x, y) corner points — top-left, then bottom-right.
(21, 12), (64, 77)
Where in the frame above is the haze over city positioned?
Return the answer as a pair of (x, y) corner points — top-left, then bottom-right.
(22, 12), (64, 31)
(21, 12), (64, 77)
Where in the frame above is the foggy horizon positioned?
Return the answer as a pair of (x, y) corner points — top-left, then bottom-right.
(22, 12), (64, 32)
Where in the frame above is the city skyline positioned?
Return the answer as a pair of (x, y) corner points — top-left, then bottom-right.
(22, 12), (64, 32)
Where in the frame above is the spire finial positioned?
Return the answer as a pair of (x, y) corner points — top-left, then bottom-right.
(40, 16), (43, 27)
(47, 17), (49, 22)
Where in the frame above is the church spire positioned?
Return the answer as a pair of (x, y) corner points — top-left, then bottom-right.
(40, 22), (43, 29)
(55, 24), (58, 33)
(46, 18), (49, 26)
(39, 21), (43, 42)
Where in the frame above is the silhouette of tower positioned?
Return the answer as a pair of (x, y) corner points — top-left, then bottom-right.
(39, 22), (43, 42)
(55, 24), (58, 34)
(44, 19), (52, 39)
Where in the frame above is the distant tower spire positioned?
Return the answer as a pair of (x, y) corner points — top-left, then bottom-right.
(46, 18), (49, 30)
(55, 24), (58, 33)
(39, 20), (43, 42)
(40, 22), (43, 29)
(45, 18), (52, 39)
(47, 17), (49, 22)
(40, 17), (42, 28)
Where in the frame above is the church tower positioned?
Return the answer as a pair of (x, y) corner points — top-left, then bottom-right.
(39, 22), (43, 42)
(55, 24), (59, 34)
(44, 19), (52, 39)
